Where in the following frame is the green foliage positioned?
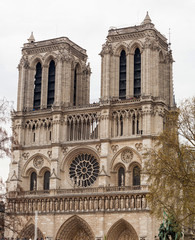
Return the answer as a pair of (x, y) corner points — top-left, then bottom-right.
(144, 97), (195, 232)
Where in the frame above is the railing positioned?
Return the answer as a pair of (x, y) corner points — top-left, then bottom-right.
(8, 185), (148, 198)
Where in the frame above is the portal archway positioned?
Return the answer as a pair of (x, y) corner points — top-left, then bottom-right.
(107, 219), (139, 240)
(55, 215), (95, 240)
(19, 223), (44, 240)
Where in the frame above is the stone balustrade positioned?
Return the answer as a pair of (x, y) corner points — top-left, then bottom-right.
(8, 185), (148, 197)
(7, 192), (148, 215)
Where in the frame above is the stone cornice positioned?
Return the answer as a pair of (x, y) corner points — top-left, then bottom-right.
(22, 37), (87, 61)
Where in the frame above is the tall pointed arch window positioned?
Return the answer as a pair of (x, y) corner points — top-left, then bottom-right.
(33, 62), (42, 109)
(134, 48), (141, 97)
(47, 60), (55, 108)
(119, 50), (126, 99)
(30, 172), (37, 191)
(133, 166), (140, 186)
(73, 65), (78, 106)
(43, 171), (50, 190)
(118, 167), (125, 186)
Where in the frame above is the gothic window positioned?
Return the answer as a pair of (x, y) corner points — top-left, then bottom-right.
(134, 48), (141, 97)
(47, 60), (55, 108)
(133, 166), (141, 186)
(33, 62), (42, 109)
(119, 50), (126, 99)
(118, 167), (125, 186)
(73, 65), (78, 106)
(137, 118), (139, 134)
(132, 114), (135, 135)
(30, 172), (37, 191)
(69, 153), (100, 187)
(120, 116), (123, 136)
(43, 171), (50, 190)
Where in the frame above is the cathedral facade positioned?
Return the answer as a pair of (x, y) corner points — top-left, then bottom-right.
(6, 13), (175, 240)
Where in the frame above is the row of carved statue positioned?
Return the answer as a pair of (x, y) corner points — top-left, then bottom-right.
(7, 194), (147, 213)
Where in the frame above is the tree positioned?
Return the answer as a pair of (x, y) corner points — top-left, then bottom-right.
(0, 98), (12, 158)
(0, 98), (19, 236)
(144, 97), (195, 233)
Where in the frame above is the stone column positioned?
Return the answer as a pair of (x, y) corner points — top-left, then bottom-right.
(54, 58), (63, 106)
(41, 65), (48, 108)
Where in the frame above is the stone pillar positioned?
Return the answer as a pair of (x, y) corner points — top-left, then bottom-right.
(54, 59), (63, 106)
(41, 65), (48, 108)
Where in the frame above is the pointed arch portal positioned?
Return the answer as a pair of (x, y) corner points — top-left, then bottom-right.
(55, 215), (95, 240)
(107, 219), (139, 240)
(19, 223), (44, 240)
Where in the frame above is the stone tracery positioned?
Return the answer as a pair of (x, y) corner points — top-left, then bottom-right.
(69, 153), (100, 187)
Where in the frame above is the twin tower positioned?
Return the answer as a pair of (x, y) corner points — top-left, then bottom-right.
(7, 13), (175, 240)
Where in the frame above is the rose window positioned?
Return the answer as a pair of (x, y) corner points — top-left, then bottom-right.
(69, 153), (99, 187)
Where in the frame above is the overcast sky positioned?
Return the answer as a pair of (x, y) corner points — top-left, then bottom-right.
(0, 0), (195, 181)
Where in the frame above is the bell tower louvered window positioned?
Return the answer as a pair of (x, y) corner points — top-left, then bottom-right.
(73, 66), (77, 106)
(33, 62), (42, 109)
(119, 50), (126, 99)
(134, 48), (141, 97)
(47, 60), (55, 108)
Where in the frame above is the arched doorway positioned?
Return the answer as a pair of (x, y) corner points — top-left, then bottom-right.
(19, 223), (44, 240)
(55, 215), (95, 240)
(107, 219), (139, 240)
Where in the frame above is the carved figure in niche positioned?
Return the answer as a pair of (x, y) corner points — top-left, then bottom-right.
(130, 196), (135, 209)
(46, 199), (49, 212)
(33, 178), (37, 191)
(15, 202), (18, 212)
(42, 200), (45, 212)
(125, 197), (129, 209)
(59, 199), (63, 211)
(89, 198), (93, 210)
(110, 197), (113, 209)
(136, 195), (141, 208)
(28, 201), (30, 212)
(94, 198), (98, 210)
(121, 173), (124, 186)
(50, 199), (53, 212)
(38, 200), (41, 212)
(74, 199), (78, 211)
(99, 198), (103, 210)
(20, 202), (23, 212)
(84, 198), (88, 211)
(121, 197), (124, 209)
(121, 149), (133, 163)
(69, 199), (73, 211)
(105, 197), (109, 210)
(115, 197), (119, 209)
(142, 195), (147, 209)
(33, 200), (36, 212)
(79, 198), (83, 211)
(54, 200), (57, 211)
(65, 199), (69, 211)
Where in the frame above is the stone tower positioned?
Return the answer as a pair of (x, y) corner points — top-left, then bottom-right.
(6, 13), (175, 240)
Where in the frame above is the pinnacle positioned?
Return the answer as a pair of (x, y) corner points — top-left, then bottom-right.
(141, 11), (152, 25)
(28, 32), (35, 43)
